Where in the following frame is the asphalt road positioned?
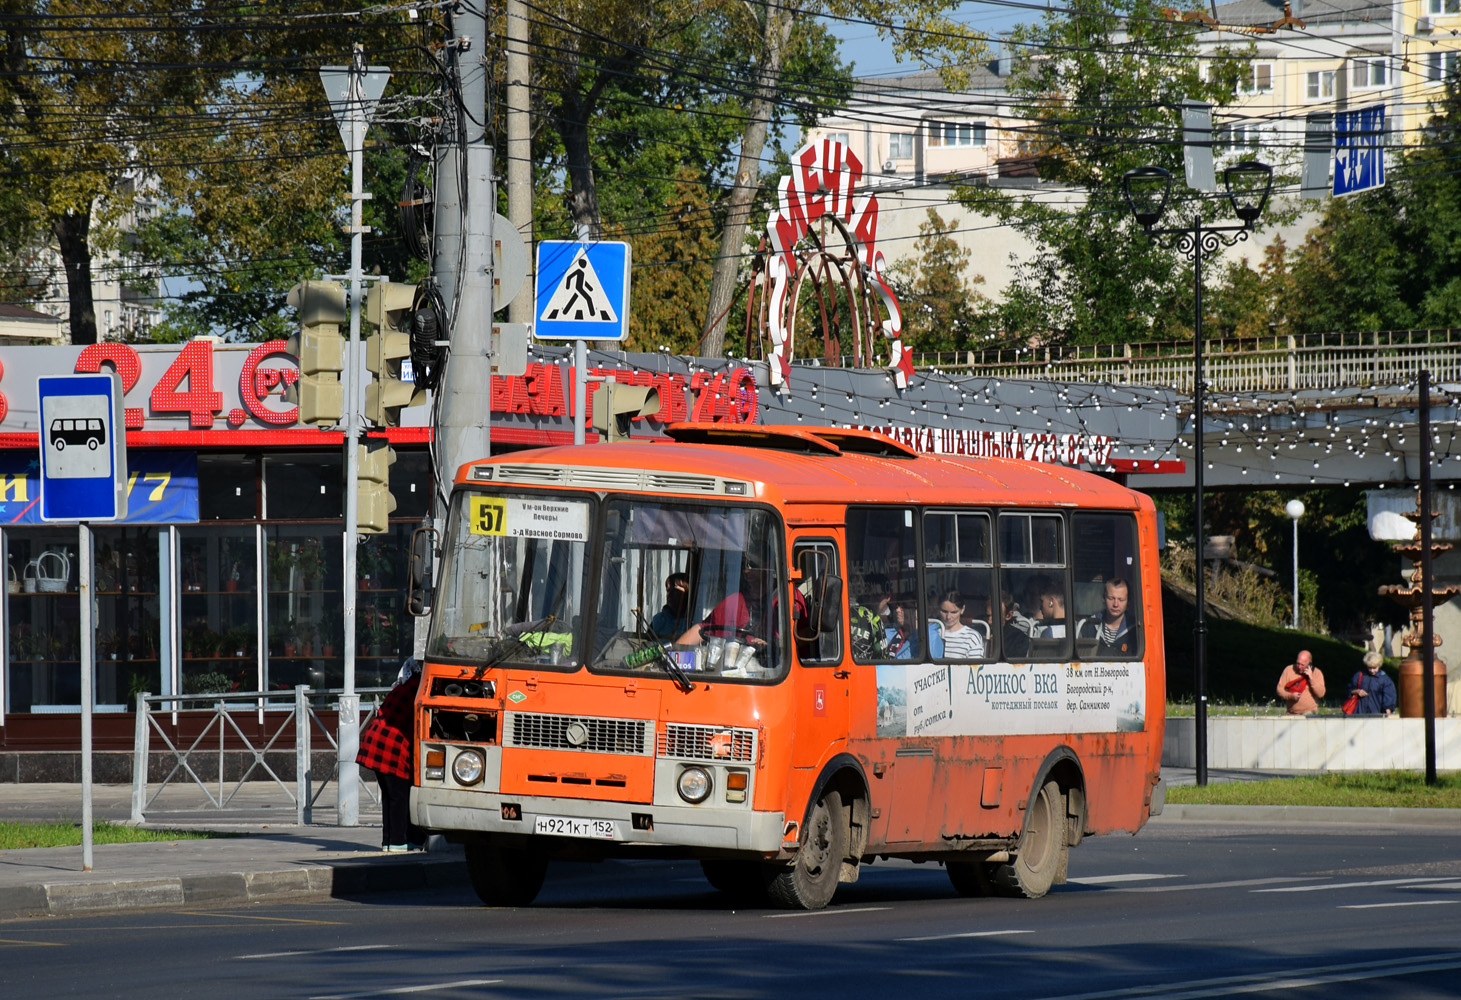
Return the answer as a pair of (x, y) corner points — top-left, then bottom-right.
(4, 818), (1461, 1000)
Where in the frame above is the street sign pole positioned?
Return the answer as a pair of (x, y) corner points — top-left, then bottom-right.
(79, 522), (94, 869)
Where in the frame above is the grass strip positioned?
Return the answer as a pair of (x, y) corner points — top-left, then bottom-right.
(0, 820), (221, 850)
(1167, 771), (1461, 809)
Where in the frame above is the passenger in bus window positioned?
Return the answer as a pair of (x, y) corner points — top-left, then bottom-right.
(850, 573), (891, 660)
(1038, 584), (1067, 639)
(932, 591), (984, 660)
(1001, 594), (1030, 658)
(649, 572), (691, 640)
(1076, 577), (1138, 655)
(677, 561), (804, 657)
(885, 598), (916, 659)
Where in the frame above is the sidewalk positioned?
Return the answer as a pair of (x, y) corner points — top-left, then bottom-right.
(0, 782), (465, 921)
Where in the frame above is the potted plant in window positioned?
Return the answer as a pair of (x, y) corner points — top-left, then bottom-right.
(319, 609), (338, 658)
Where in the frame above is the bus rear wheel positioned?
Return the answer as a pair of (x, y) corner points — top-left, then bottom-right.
(767, 789), (846, 910)
(464, 842), (548, 907)
(989, 779), (1066, 899)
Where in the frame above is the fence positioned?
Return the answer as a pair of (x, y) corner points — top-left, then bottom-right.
(837, 330), (1461, 393)
(129, 686), (389, 825)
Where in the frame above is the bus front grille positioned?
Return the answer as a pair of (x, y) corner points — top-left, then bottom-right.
(505, 712), (652, 755)
(657, 724), (756, 763)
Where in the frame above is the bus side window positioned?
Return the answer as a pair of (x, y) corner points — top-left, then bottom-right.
(1071, 512), (1143, 659)
(846, 506), (920, 663)
(997, 512), (1070, 661)
(794, 540), (841, 665)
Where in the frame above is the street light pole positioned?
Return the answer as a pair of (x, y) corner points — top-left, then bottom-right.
(1122, 161), (1272, 788)
(1286, 499), (1305, 630)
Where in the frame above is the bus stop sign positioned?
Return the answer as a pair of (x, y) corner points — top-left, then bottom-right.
(38, 372), (128, 522)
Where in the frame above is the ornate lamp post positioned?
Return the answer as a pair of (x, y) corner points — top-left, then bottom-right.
(1122, 160), (1273, 787)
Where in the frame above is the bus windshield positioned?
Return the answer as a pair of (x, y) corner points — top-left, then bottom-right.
(428, 490), (591, 668)
(590, 499), (789, 683)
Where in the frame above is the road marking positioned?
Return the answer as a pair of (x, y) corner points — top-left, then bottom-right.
(899, 929), (1034, 942)
(0, 937), (64, 947)
(1339, 900), (1459, 910)
(764, 906), (892, 919)
(1069, 873), (1184, 885)
(1254, 876), (1455, 893)
(309, 981), (502, 1000)
(1109, 877), (1322, 893)
(176, 910), (343, 925)
(237, 944), (397, 960)
(1024, 953), (1461, 1000)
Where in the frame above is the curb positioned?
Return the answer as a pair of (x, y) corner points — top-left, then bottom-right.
(0, 856), (467, 922)
(1154, 804), (1461, 827)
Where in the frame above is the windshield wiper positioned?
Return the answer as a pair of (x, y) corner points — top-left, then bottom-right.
(476, 614), (558, 673)
(632, 605), (694, 693)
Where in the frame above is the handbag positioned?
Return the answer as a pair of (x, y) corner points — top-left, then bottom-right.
(1342, 672), (1362, 715)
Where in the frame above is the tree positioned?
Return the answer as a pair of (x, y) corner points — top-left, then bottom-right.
(617, 166), (719, 354)
(951, 0), (1246, 346)
(885, 209), (997, 352)
(698, 0), (985, 356)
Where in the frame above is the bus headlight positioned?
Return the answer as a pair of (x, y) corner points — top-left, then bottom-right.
(677, 766), (712, 804)
(452, 749), (485, 786)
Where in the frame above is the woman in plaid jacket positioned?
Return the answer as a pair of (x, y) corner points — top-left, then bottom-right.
(356, 662), (424, 851)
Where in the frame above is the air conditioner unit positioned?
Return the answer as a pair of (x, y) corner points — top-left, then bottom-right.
(1417, 15), (1433, 32)
(883, 159), (897, 172)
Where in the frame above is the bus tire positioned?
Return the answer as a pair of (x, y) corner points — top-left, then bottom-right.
(700, 859), (774, 904)
(464, 842), (547, 907)
(990, 779), (1066, 899)
(946, 859), (997, 897)
(767, 789), (846, 910)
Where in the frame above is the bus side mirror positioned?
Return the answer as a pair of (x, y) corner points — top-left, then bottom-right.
(407, 526), (436, 617)
(818, 575), (842, 633)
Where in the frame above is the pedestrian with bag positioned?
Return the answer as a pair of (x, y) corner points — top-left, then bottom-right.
(357, 658), (426, 852)
(1344, 651), (1397, 717)
(1277, 649), (1325, 716)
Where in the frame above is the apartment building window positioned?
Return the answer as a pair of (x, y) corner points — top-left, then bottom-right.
(1430, 0), (1460, 14)
(1429, 51), (1459, 81)
(888, 132), (915, 159)
(1218, 123), (1262, 152)
(1306, 70), (1335, 99)
(824, 132), (850, 147)
(1238, 63), (1274, 94)
(927, 121), (986, 147)
(1352, 57), (1388, 88)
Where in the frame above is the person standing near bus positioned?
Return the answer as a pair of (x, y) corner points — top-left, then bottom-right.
(932, 591), (984, 659)
(1278, 649), (1326, 715)
(650, 572), (691, 639)
(356, 659), (426, 852)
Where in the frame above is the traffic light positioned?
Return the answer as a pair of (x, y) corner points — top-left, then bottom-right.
(364, 281), (426, 427)
(357, 437), (397, 534)
(285, 280), (347, 426)
(591, 380), (660, 443)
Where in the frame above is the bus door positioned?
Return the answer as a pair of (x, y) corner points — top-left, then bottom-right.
(789, 538), (848, 771)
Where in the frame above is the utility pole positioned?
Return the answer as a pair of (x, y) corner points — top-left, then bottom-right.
(433, 2), (496, 491)
(506, 0), (533, 327)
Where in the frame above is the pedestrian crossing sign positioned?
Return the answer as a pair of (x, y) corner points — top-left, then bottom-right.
(534, 240), (631, 341)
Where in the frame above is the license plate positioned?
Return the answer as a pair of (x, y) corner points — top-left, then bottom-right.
(534, 815), (619, 840)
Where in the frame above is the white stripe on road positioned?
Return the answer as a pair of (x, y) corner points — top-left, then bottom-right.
(899, 929), (1034, 942)
(237, 945), (397, 960)
(1024, 954), (1461, 1000)
(764, 905), (892, 918)
(1069, 873), (1184, 885)
(1118, 877), (1322, 893)
(1255, 876), (1455, 893)
(309, 982), (502, 1000)
(1339, 900), (1459, 910)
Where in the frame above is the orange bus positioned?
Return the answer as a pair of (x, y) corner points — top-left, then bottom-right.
(409, 424), (1165, 909)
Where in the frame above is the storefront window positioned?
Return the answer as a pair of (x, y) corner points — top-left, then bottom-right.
(178, 525), (259, 695)
(6, 529), (81, 712)
(265, 524), (341, 692)
(264, 453), (342, 520)
(94, 526), (163, 708)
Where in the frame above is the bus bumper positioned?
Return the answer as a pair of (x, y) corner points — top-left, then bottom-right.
(412, 785), (787, 853)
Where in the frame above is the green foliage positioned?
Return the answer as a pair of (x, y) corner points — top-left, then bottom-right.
(953, 0), (1247, 345)
(0, 820), (219, 850)
(885, 209), (999, 351)
(1167, 772), (1461, 808)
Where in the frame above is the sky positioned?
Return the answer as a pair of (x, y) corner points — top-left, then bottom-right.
(827, 4), (1033, 80)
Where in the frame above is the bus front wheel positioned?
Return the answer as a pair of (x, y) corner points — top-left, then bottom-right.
(464, 842), (547, 907)
(767, 789), (846, 910)
(989, 779), (1066, 899)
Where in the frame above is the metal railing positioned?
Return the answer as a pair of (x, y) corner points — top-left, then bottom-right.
(129, 686), (389, 825)
(828, 329), (1461, 392)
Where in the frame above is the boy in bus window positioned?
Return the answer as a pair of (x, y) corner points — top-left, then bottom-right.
(1038, 584), (1067, 638)
(1076, 577), (1138, 655)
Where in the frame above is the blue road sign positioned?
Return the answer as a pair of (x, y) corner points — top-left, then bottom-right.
(37, 372), (128, 522)
(534, 240), (631, 341)
(1334, 104), (1386, 197)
